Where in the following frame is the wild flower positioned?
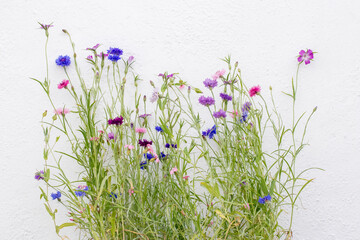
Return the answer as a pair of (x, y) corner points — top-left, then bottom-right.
(34, 170), (44, 180)
(51, 191), (61, 200)
(55, 108), (70, 115)
(249, 85), (261, 97)
(258, 194), (272, 204)
(97, 52), (109, 58)
(86, 44), (100, 50)
(140, 160), (148, 170)
(229, 110), (239, 119)
(219, 93), (232, 101)
(107, 47), (123, 62)
(57, 80), (69, 89)
(202, 125), (217, 139)
(170, 167), (178, 175)
(212, 69), (226, 80)
(108, 132), (115, 140)
(124, 144), (134, 150)
(150, 89), (159, 103)
(213, 109), (227, 118)
(128, 56), (134, 63)
(139, 113), (151, 119)
(240, 111), (249, 123)
(128, 188), (134, 196)
(203, 78), (218, 89)
(90, 137), (99, 141)
(108, 116), (123, 125)
(183, 176), (190, 180)
(75, 186), (88, 197)
(55, 55), (71, 67)
(198, 96), (215, 106)
(298, 49), (314, 65)
(139, 139), (152, 147)
(86, 55), (93, 60)
(242, 102), (252, 112)
(165, 143), (177, 148)
(155, 126), (163, 132)
(109, 192), (118, 199)
(135, 128), (147, 134)
(244, 203), (250, 210)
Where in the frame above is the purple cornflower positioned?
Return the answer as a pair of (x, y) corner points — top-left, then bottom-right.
(202, 125), (217, 139)
(155, 126), (163, 132)
(150, 89), (159, 103)
(213, 109), (227, 118)
(86, 44), (100, 50)
(203, 78), (218, 89)
(55, 55), (71, 67)
(108, 132), (115, 140)
(220, 93), (232, 101)
(108, 116), (123, 126)
(140, 160), (148, 170)
(51, 191), (61, 200)
(107, 47), (123, 62)
(258, 194), (271, 204)
(40, 23), (53, 30)
(139, 139), (152, 147)
(139, 113), (151, 119)
(75, 186), (88, 197)
(167, 74), (174, 78)
(242, 102), (252, 112)
(198, 96), (215, 106)
(240, 111), (248, 123)
(298, 49), (314, 65)
(160, 152), (168, 160)
(34, 170), (44, 181)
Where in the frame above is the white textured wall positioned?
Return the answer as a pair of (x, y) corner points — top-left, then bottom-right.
(1, 1), (360, 239)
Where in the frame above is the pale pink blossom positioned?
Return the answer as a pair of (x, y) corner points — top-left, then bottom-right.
(147, 144), (159, 163)
(249, 85), (261, 97)
(179, 85), (185, 90)
(90, 137), (99, 141)
(55, 108), (70, 115)
(135, 128), (147, 133)
(183, 175), (190, 180)
(124, 145), (134, 150)
(128, 56), (134, 63)
(170, 167), (178, 175)
(212, 69), (226, 80)
(128, 188), (134, 196)
(244, 203), (250, 210)
(229, 110), (239, 119)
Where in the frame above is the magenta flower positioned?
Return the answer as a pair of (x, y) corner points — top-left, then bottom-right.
(128, 56), (134, 63)
(128, 187), (134, 196)
(203, 78), (218, 89)
(39, 24), (54, 30)
(213, 109), (227, 118)
(35, 170), (44, 180)
(86, 44), (100, 50)
(139, 113), (151, 119)
(229, 110), (239, 119)
(298, 49), (314, 65)
(139, 139), (152, 147)
(198, 96), (215, 106)
(55, 108), (70, 115)
(57, 80), (69, 89)
(108, 132), (115, 140)
(108, 116), (123, 126)
(249, 85), (261, 97)
(183, 175), (190, 180)
(212, 69), (226, 80)
(86, 55), (93, 60)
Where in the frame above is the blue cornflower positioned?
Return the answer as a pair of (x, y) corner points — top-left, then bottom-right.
(75, 185), (88, 197)
(51, 191), (61, 200)
(165, 143), (177, 148)
(144, 153), (154, 160)
(109, 192), (118, 199)
(171, 144), (177, 148)
(202, 125), (217, 139)
(242, 102), (252, 112)
(159, 152), (168, 160)
(240, 111), (248, 123)
(140, 160), (148, 170)
(165, 143), (170, 148)
(155, 126), (163, 132)
(258, 194), (271, 204)
(107, 47), (123, 62)
(55, 55), (71, 67)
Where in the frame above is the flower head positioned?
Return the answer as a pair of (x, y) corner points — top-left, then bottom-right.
(183, 175), (190, 180)
(170, 167), (178, 175)
(203, 78), (218, 89)
(240, 111), (249, 123)
(150, 89), (159, 103)
(213, 109), (227, 118)
(55, 55), (71, 67)
(198, 96), (215, 106)
(202, 125), (217, 139)
(86, 55), (93, 60)
(139, 113), (151, 119)
(212, 69), (226, 80)
(220, 93), (232, 102)
(97, 52), (109, 58)
(298, 49), (314, 65)
(140, 160), (148, 170)
(108, 132), (115, 140)
(229, 110), (239, 119)
(86, 44), (100, 50)
(124, 144), (134, 150)
(75, 185), (88, 197)
(242, 102), (252, 112)
(155, 126), (163, 132)
(258, 194), (271, 204)
(107, 47), (123, 62)
(34, 170), (44, 181)
(135, 128), (147, 134)
(128, 187), (134, 196)
(39, 23), (54, 30)
(139, 139), (152, 147)
(109, 192), (118, 199)
(108, 116), (123, 126)
(249, 85), (261, 97)
(51, 191), (61, 200)
(58, 80), (69, 89)
(55, 108), (70, 115)
(128, 56), (134, 63)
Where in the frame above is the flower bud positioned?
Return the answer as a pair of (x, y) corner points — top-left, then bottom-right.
(62, 29), (68, 33)
(150, 80), (155, 87)
(143, 95), (147, 102)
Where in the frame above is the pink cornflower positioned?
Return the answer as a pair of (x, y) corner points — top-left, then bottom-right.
(244, 203), (250, 210)
(229, 110), (239, 119)
(124, 145), (134, 150)
(297, 49), (314, 65)
(97, 52), (109, 58)
(57, 80), (69, 89)
(128, 187), (134, 196)
(147, 144), (159, 163)
(86, 44), (100, 50)
(135, 128), (147, 134)
(249, 85), (261, 97)
(170, 167), (178, 175)
(90, 137), (99, 141)
(183, 175), (190, 180)
(86, 55), (93, 60)
(212, 69), (226, 80)
(55, 108), (70, 115)
(179, 85), (185, 90)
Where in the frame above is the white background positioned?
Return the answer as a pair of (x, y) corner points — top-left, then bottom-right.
(1, 1), (360, 239)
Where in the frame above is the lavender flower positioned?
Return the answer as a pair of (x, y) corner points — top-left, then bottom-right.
(220, 93), (232, 101)
(75, 186), (88, 197)
(198, 96), (215, 106)
(34, 170), (44, 181)
(139, 113), (151, 119)
(55, 55), (71, 67)
(128, 56), (134, 63)
(51, 191), (61, 200)
(213, 109), (227, 118)
(108, 116), (123, 126)
(150, 89), (159, 103)
(202, 125), (217, 139)
(203, 78), (218, 89)
(108, 132), (115, 140)
(242, 102), (252, 112)
(240, 111), (248, 123)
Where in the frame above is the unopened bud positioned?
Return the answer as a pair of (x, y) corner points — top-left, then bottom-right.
(42, 110), (47, 118)
(194, 88), (203, 94)
(150, 80), (155, 87)
(269, 86), (272, 91)
(73, 53), (77, 58)
(143, 95), (146, 102)
(188, 86), (191, 93)
(235, 61), (238, 68)
(62, 29), (68, 33)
